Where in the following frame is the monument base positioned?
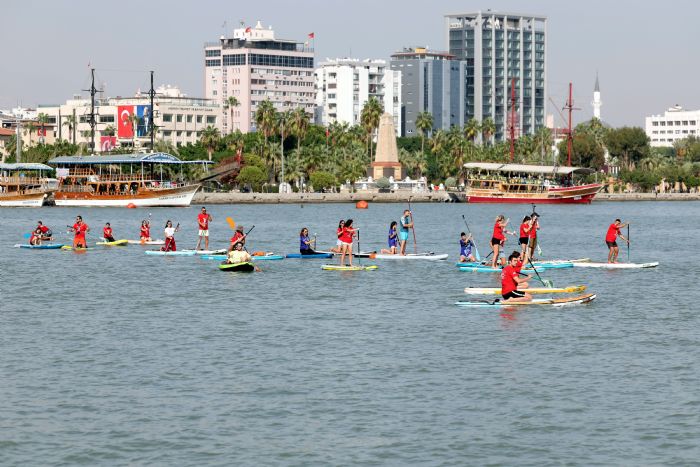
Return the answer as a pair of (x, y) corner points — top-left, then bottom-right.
(371, 162), (403, 180)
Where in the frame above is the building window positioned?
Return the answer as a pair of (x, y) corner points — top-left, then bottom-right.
(205, 59), (221, 67)
(163, 130), (172, 136)
(205, 49), (221, 57)
(206, 116), (216, 124)
(186, 115), (193, 123)
(163, 114), (173, 122)
(223, 54), (246, 66)
(100, 115), (115, 123)
(176, 115), (183, 123)
(196, 116), (203, 123)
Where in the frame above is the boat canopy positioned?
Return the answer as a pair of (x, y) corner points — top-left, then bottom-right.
(0, 163), (54, 171)
(47, 152), (211, 166)
(463, 162), (595, 175)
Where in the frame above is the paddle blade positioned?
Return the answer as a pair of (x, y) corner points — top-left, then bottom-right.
(226, 217), (236, 230)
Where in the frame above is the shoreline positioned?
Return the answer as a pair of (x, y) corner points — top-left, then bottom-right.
(193, 191), (700, 204)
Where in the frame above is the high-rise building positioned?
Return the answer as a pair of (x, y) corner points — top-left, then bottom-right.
(204, 21), (315, 134)
(314, 58), (401, 134)
(390, 47), (466, 137)
(445, 11), (547, 141)
(646, 106), (700, 147)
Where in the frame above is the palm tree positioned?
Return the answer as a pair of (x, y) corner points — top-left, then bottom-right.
(254, 99), (277, 154)
(200, 125), (221, 161)
(37, 113), (49, 144)
(25, 122), (37, 147)
(128, 114), (141, 148)
(225, 129), (245, 162)
(63, 114), (77, 145)
(415, 111), (434, 156)
(481, 117), (496, 146)
(360, 97), (383, 158)
(533, 126), (553, 164)
(225, 96), (240, 134)
(103, 125), (116, 136)
(291, 107), (310, 152)
(464, 118), (481, 143)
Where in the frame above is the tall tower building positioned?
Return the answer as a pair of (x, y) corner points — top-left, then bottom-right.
(592, 73), (602, 120)
(445, 11), (547, 141)
(204, 21), (315, 134)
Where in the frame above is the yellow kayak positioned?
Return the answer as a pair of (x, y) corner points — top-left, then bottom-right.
(464, 285), (586, 295)
(96, 239), (129, 246)
(321, 264), (378, 271)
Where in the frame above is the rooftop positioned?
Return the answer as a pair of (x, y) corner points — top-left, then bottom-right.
(48, 152), (211, 166)
(445, 10), (547, 20)
(391, 47), (455, 60)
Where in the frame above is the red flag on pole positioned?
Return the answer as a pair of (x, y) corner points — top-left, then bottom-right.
(245, 26), (251, 33)
(308, 32), (315, 39)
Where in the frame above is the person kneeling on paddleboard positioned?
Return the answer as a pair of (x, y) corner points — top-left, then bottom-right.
(103, 223), (116, 242)
(37, 221), (52, 242)
(140, 219), (152, 242)
(227, 242), (251, 264)
(459, 232), (476, 262)
(605, 218), (629, 263)
(380, 221), (398, 254)
(500, 252), (532, 303)
(29, 227), (43, 246)
(162, 220), (179, 252)
(299, 227), (318, 255)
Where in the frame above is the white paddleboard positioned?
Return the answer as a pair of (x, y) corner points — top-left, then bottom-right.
(372, 253), (448, 261)
(573, 262), (659, 269)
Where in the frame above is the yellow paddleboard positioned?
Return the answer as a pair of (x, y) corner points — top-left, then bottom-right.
(96, 239), (129, 246)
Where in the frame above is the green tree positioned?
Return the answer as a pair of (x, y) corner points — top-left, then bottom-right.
(200, 125), (221, 161)
(63, 114), (77, 145)
(291, 107), (310, 152)
(225, 96), (239, 134)
(103, 124), (116, 136)
(254, 99), (277, 153)
(605, 127), (649, 170)
(464, 118), (481, 143)
(37, 113), (50, 144)
(310, 170), (337, 192)
(236, 165), (267, 191)
(557, 131), (605, 169)
(360, 97), (383, 157)
(481, 117), (496, 146)
(415, 111), (433, 156)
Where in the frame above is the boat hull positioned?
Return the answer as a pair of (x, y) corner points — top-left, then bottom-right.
(0, 192), (48, 207)
(53, 184), (200, 207)
(466, 183), (603, 204)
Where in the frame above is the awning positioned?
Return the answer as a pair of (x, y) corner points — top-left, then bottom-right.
(47, 152), (212, 166)
(0, 163), (54, 171)
(463, 162), (595, 175)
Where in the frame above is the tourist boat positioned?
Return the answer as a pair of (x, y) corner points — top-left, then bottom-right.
(463, 162), (604, 204)
(0, 163), (57, 207)
(47, 152), (208, 207)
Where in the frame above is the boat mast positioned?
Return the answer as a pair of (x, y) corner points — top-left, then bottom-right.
(565, 82), (574, 166)
(148, 70), (156, 151)
(509, 78), (516, 162)
(85, 68), (97, 154)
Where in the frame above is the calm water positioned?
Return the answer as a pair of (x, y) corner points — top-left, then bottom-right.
(0, 201), (697, 466)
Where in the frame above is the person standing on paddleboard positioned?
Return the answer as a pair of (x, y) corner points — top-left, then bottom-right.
(330, 220), (345, 253)
(140, 220), (152, 242)
(299, 227), (318, 255)
(501, 252), (532, 303)
(399, 210), (413, 255)
(459, 232), (476, 262)
(195, 207), (213, 251)
(605, 218), (629, 263)
(103, 223), (116, 242)
(163, 220), (179, 252)
(338, 219), (357, 266)
(490, 215), (511, 267)
(526, 212), (540, 262)
(69, 215), (89, 248)
(228, 225), (247, 252)
(518, 215), (532, 262)
(380, 221), (398, 254)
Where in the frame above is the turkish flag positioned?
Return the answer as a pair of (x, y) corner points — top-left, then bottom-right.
(245, 26), (251, 33)
(118, 105), (134, 138)
(308, 32), (314, 39)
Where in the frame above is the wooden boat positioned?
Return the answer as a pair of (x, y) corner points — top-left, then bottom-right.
(0, 163), (57, 207)
(463, 162), (603, 204)
(48, 152), (208, 207)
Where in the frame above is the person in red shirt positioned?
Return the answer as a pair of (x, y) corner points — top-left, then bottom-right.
(330, 220), (345, 253)
(518, 215), (532, 261)
(490, 215), (511, 268)
(338, 218), (357, 266)
(525, 212), (540, 263)
(228, 225), (247, 252)
(605, 218), (629, 263)
(195, 206), (213, 250)
(29, 227), (43, 245)
(68, 215), (89, 248)
(140, 220), (151, 242)
(36, 221), (52, 241)
(500, 252), (532, 303)
(103, 223), (115, 242)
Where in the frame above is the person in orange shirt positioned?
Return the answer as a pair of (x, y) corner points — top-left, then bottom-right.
(68, 215), (90, 248)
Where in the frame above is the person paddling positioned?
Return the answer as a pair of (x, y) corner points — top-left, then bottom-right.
(380, 221), (398, 254)
(103, 223), (116, 242)
(330, 220), (345, 253)
(227, 242), (251, 264)
(490, 215), (511, 267)
(68, 215), (89, 248)
(518, 215), (532, 262)
(500, 252), (532, 303)
(228, 225), (247, 252)
(605, 218), (629, 263)
(140, 219), (152, 242)
(195, 206), (213, 250)
(162, 220), (180, 252)
(29, 227), (43, 246)
(338, 219), (357, 266)
(526, 212), (540, 263)
(399, 209), (413, 255)
(36, 221), (52, 242)
(299, 227), (318, 255)
(459, 232), (476, 262)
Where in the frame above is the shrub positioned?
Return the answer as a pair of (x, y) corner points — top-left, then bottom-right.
(309, 171), (337, 192)
(236, 166), (267, 191)
(376, 177), (390, 189)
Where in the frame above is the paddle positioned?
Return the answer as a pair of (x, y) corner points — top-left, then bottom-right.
(526, 257), (553, 288)
(356, 227), (362, 267)
(226, 216), (236, 230)
(627, 224), (630, 263)
(461, 214), (481, 261)
(408, 199), (418, 254)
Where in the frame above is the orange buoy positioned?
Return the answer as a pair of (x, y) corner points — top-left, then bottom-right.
(127, 203), (137, 209)
(356, 200), (368, 209)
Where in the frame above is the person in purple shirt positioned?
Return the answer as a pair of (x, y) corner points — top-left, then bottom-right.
(299, 227), (318, 255)
(380, 221), (398, 254)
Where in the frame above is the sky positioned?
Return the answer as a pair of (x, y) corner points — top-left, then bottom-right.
(2, 0), (699, 127)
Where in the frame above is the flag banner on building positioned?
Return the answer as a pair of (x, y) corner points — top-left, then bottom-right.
(117, 105), (152, 138)
(118, 105), (134, 138)
(136, 105), (151, 137)
(100, 136), (117, 152)
(36, 127), (47, 136)
(308, 32), (315, 39)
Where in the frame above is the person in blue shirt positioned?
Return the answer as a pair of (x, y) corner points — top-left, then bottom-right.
(459, 232), (476, 262)
(299, 227), (317, 255)
(398, 209), (413, 255)
(380, 221), (398, 254)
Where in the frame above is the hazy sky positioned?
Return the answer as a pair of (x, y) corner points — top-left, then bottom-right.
(2, 0), (698, 127)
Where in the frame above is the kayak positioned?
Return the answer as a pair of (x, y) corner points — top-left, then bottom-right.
(286, 253), (333, 259)
(573, 262), (659, 269)
(371, 253), (448, 261)
(464, 285), (587, 295)
(127, 239), (165, 245)
(459, 266), (546, 273)
(15, 244), (65, 250)
(144, 250), (196, 256)
(219, 262), (255, 272)
(96, 239), (129, 246)
(455, 293), (597, 308)
(456, 261), (572, 269)
(181, 249), (227, 255)
(321, 264), (378, 271)
(201, 254), (284, 261)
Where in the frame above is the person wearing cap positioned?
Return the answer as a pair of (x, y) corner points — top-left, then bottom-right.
(228, 225), (247, 252)
(36, 220), (52, 241)
(525, 212), (540, 263)
(195, 206), (213, 250)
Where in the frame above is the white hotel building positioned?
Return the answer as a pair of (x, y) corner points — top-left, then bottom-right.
(645, 105), (700, 147)
(314, 58), (401, 134)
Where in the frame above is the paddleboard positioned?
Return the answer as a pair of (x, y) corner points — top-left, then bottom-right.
(573, 262), (659, 269)
(201, 254), (284, 261)
(316, 250), (377, 258)
(181, 249), (227, 255)
(464, 285), (587, 295)
(127, 239), (165, 245)
(96, 239), (129, 246)
(459, 266), (545, 273)
(286, 253), (333, 259)
(219, 262), (255, 272)
(144, 250), (196, 256)
(456, 261), (572, 269)
(371, 253), (448, 261)
(15, 244), (65, 250)
(61, 246), (88, 251)
(455, 293), (597, 308)
(321, 264), (378, 271)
